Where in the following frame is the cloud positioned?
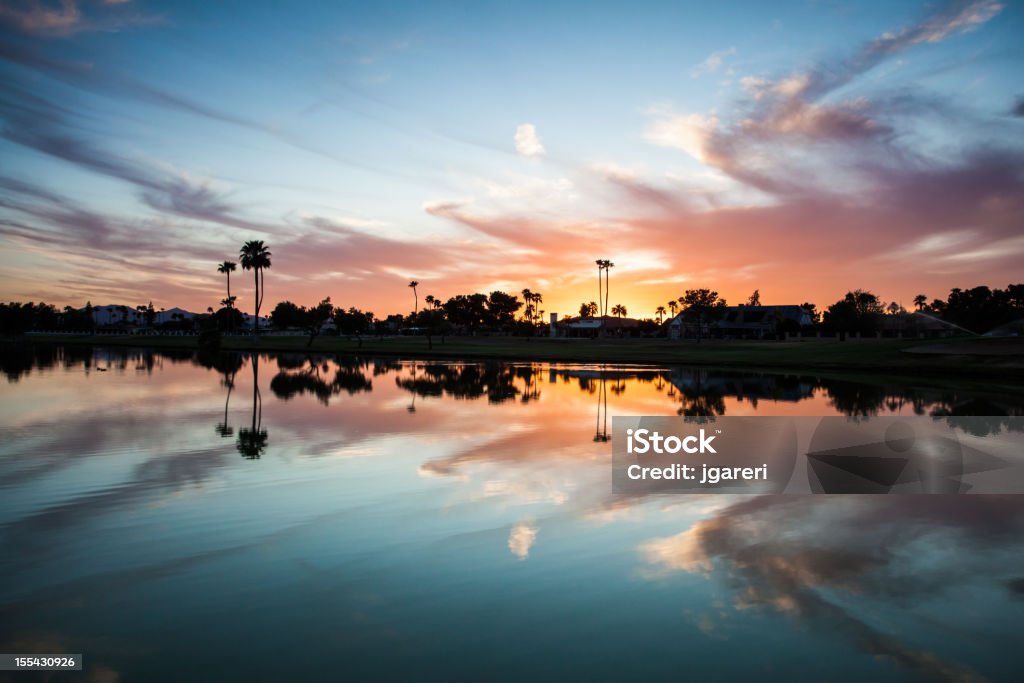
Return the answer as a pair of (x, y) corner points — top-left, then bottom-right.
(645, 1), (1008, 200)
(644, 110), (719, 164)
(866, 0), (1003, 57)
(690, 47), (736, 78)
(508, 521), (538, 559)
(514, 123), (546, 158)
(1013, 97), (1024, 117)
(0, 0), (161, 37)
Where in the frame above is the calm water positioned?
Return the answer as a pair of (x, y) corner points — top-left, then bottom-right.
(1, 345), (1022, 682)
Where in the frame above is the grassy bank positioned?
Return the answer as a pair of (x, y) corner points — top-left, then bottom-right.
(13, 332), (1024, 381)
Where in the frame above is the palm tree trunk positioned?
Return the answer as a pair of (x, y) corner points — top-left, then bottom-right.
(253, 270), (260, 337)
(598, 268), (606, 325)
(597, 265), (602, 318)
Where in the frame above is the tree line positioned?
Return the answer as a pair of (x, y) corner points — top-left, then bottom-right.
(1, 235), (1021, 338)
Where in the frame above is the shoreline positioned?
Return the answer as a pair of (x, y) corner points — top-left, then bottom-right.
(8, 333), (1024, 385)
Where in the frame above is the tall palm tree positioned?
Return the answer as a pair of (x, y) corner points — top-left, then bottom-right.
(668, 300), (678, 317)
(913, 294), (927, 311)
(612, 304), (626, 318)
(603, 261), (614, 321)
(532, 292), (543, 325)
(656, 306), (666, 323)
(218, 261), (237, 306)
(595, 260), (604, 318)
(409, 281), (419, 313)
(239, 240), (272, 337)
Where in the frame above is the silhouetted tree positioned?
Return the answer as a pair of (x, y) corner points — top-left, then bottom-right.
(239, 240), (271, 338)
(218, 261), (237, 307)
(679, 289), (727, 343)
(408, 280), (419, 314)
(747, 289), (761, 306)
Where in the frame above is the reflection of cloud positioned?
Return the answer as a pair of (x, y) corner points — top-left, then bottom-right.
(508, 521), (538, 559)
(641, 496), (1024, 682)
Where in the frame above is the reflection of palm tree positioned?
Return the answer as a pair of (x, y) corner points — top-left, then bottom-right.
(239, 241), (271, 338)
(594, 367), (610, 442)
(215, 366), (236, 437)
(237, 354), (268, 458)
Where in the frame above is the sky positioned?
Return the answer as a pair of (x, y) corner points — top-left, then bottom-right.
(0, 0), (1022, 319)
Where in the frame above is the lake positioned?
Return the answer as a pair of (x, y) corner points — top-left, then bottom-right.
(1, 345), (1022, 682)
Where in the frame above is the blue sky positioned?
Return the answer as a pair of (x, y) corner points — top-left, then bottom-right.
(1, 0), (1022, 316)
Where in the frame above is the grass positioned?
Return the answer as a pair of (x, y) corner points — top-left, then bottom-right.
(13, 332), (1024, 383)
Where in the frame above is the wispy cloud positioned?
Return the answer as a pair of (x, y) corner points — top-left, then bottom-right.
(0, 0), (162, 37)
(690, 47), (735, 78)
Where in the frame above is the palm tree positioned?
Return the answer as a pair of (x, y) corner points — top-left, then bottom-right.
(656, 306), (666, 324)
(218, 261), (237, 306)
(612, 304), (626, 318)
(668, 300), (678, 317)
(532, 292), (543, 325)
(521, 288), (534, 323)
(425, 295), (436, 311)
(595, 260), (604, 318)
(239, 240), (271, 337)
(913, 294), (927, 311)
(603, 261), (614, 321)
(409, 281), (419, 313)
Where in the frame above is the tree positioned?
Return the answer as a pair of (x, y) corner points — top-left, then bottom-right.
(604, 262), (614, 321)
(303, 297), (334, 347)
(913, 294), (927, 311)
(679, 289), (727, 343)
(486, 291), (523, 330)
(239, 240), (271, 337)
(800, 302), (818, 324)
(824, 290), (884, 338)
(335, 307), (374, 347)
(270, 301), (305, 329)
(218, 261), (237, 306)
(656, 306), (666, 324)
(611, 304), (627, 318)
(408, 280), (419, 314)
(579, 301), (598, 318)
(886, 301), (902, 316)
(668, 300), (678, 317)
(747, 289), (761, 306)
(521, 289), (534, 323)
(595, 260), (604, 318)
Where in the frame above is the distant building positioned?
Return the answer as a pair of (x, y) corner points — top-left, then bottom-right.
(557, 315), (640, 337)
(668, 305), (813, 340)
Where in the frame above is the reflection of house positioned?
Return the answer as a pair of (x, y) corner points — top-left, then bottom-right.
(556, 316), (640, 337)
(668, 369), (816, 403)
(668, 305), (812, 340)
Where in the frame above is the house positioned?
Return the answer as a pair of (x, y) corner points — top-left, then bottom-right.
(557, 315), (640, 337)
(668, 305), (813, 340)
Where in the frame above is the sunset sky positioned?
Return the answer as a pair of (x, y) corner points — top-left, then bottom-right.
(1, 0), (1022, 319)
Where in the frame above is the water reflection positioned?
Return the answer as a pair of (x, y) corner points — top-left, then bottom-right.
(641, 495), (1024, 682)
(1, 345), (1023, 681)
(237, 354), (268, 459)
